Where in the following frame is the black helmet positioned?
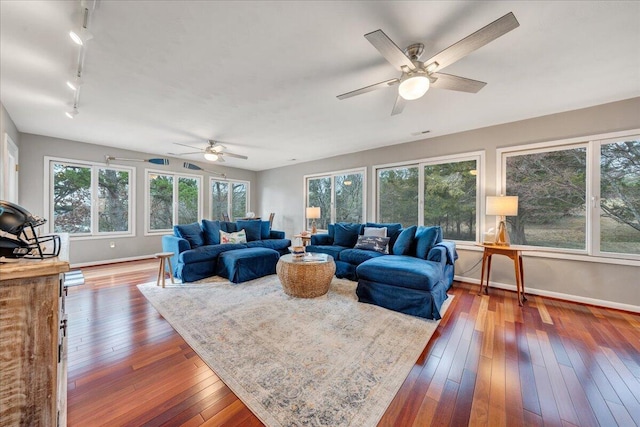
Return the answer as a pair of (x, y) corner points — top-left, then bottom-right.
(0, 201), (61, 259)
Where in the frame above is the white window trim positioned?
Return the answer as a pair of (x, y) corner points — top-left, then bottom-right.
(44, 156), (136, 240)
(496, 128), (640, 262)
(303, 167), (367, 230)
(373, 151), (485, 246)
(145, 168), (203, 235)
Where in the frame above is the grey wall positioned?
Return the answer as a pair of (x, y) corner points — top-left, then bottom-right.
(256, 97), (640, 309)
(18, 133), (257, 265)
(1, 103), (19, 147)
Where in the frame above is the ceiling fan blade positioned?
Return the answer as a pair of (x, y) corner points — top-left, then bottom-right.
(217, 156), (226, 163)
(422, 12), (519, 72)
(337, 78), (399, 100)
(364, 30), (416, 71)
(174, 142), (203, 150)
(430, 72), (486, 93)
(175, 151), (203, 155)
(222, 152), (248, 160)
(391, 95), (406, 116)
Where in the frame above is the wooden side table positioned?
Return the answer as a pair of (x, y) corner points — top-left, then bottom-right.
(478, 244), (527, 306)
(155, 252), (175, 288)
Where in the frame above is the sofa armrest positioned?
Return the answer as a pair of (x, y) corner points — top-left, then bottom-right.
(428, 241), (457, 265)
(162, 235), (190, 273)
(269, 229), (285, 239)
(311, 233), (332, 245)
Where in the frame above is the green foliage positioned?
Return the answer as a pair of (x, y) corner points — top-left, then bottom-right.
(53, 164), (92, 233)
(211, 181), (229, 220)
(308, 177), (331, 229)
(149, 175), (173, 230)
(178, 177), (199, 224)
(335, 173), (363, 224)
(378, 167), (419, 228)
(231, 183), (247, 220)
(98, 169), (129, 232)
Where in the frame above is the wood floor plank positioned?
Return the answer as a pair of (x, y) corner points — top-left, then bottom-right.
(64, 261), (640, 426)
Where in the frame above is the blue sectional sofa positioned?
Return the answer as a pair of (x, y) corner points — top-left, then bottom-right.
(306, 222), (457, 319)
(162, 219), (291, 283)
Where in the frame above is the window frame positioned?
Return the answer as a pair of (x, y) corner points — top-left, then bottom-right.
(303, 167), (367, 231)
(44, 156), (136, 239)
(497, 129), (640, 262)
(208, 177), (251, 221)
(373, 151), (485, 248)
(145, 169), (203, 235)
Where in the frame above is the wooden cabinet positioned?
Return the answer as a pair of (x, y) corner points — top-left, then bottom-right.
(0, 257), (69, 426)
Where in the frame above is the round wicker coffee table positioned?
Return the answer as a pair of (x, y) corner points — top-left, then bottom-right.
(276, 253), (336, 298)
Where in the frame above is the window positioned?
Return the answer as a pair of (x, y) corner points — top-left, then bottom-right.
(500, 132), (639, 259)
(378, 166), (418, 227)
(376, 154), (481, 242)
(305, 168), (365, 231)
(210, 179), (250, 221)
(146, 170), (202, 233)
(49, 159), (134, 236)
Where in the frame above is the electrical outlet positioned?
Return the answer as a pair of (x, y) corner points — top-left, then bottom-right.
(109, 241), (116, 249)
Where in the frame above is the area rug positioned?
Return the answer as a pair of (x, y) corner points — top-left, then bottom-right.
(138, 275), (451, 427)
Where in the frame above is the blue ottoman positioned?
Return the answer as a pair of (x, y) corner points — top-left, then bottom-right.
(217, 248), (280, 283)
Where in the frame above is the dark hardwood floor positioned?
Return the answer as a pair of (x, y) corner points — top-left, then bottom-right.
(66, 259), (640, 426)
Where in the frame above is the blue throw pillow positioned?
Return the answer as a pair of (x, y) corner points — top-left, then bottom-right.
(174, 222), (204, 249)
(392, 225), (417, 256)
(260, 220), (271, 239)
(221, 221), (237, 232)
(237, 220), (262, 242)
(333, 223), (362, 247)
(201, 219), (221, 245)
(354, 235), (390, 253)
(415, 226), (441, 259)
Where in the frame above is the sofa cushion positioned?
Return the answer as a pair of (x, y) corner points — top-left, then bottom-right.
(201, 219), (221, 245)
(220, 230), (247, 244)
(354, 235), (390, 254)
(415, 226), (441, 259)
(356, 255), (442, 291)
(306, 245), (348, 260)
(217, 247), (280, 284)
(363, 226), (387, 237)
(392, 225), (417, 255)
(247, 239), (291, 253)
(339, 248), (386, 265)
(366, 222), (402, 248)
(221, 221), (237, 232)
(237, 220), (262, 242)
(173, 222), (204, 249)
(333, 223), (362, 247)
(179, 243), (246, 264)
(260, 220), (271, 239)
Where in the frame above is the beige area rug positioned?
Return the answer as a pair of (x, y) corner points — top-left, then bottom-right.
(138, 275), (451, 427)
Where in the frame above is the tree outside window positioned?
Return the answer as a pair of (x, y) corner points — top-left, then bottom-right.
(51, 161), (133, 236)
(147, 171), (201, 232)
(210, 179), (249, 221)
(378, 166), (418, 228)
(306, 169), (365, 231)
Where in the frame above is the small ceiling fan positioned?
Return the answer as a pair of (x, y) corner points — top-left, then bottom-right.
(337, 12), (519, 115)
(171, 140), (248, 163)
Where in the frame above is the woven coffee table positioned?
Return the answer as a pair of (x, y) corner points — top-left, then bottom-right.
(276, 253), (336, 298)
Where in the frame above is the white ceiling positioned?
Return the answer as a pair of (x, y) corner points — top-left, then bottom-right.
(1, 1), (639, 171)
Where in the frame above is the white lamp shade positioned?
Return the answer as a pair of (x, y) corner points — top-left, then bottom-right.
(398, 75), (430, 100)
(306, 207), (321, 219)
(486, 196), (519, 216)
(204, 152), (219, 161)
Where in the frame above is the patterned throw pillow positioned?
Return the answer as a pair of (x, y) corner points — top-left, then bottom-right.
(354, 235), (390, 254)
(219, 230), (247, 244)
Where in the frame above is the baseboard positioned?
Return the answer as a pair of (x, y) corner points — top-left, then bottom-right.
(455, 275), (640, 314)
(70, 254), (156, 269)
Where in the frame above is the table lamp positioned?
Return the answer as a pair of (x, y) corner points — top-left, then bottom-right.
(486, 195), (519, 246)
(306, 207), (321, 234)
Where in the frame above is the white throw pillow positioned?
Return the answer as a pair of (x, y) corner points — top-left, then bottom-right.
(363, 226), (387, 237)
(219, 229), (247, 244)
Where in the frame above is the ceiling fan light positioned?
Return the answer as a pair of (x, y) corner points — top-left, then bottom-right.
(398, 75), (430, 100)
(204, 152), (219, 161)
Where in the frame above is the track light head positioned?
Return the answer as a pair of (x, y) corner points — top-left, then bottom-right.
(69, 27), (93, 46)
(65, 107), (79, 119)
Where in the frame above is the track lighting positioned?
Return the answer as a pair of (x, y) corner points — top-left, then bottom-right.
(65, 107), (79, 119)
(66, 78), (82, 91)
(69, 8), (93, 46)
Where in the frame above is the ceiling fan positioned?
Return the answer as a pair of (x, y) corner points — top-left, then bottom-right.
(171, 140), (248, 163)
(337, 12), (519, 115)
